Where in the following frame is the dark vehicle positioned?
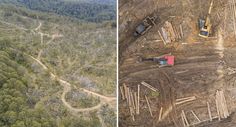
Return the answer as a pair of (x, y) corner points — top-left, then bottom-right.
(134, 16), (157, 37)
(140, 53), (175, 68)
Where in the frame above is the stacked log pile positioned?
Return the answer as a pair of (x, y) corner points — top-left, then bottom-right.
(215, 90), (229, 119)
(120, 82), (159, 121)
(180, 90), (230, 127)
(158, 21), (184, 45)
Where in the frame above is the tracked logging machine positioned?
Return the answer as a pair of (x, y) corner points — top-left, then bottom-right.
(140, 53), (175, 68)
(133, 16), (157, 37)
(199, 0), (214, 38)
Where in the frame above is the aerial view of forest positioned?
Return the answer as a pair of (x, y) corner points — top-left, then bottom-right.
(0, 0), (116, 126)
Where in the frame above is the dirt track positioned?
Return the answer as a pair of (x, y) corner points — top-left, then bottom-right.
(6, 20), (116, 126)
(28, 37), (116, 113)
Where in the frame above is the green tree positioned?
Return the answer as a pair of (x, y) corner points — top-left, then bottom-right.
(12, 121), (26, 127)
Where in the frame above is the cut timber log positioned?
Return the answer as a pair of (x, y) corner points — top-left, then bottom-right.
(181, 112), (186, 127)
(161, 27), (170, 43)
(126, 86), (129, 104)
(180, 24), (184, 38)
(137, 84), (140, 114)
(215, 94), (221, 121)
(207, 102), (212, 121)
(128, 89), (135, 121)
(123, 83), (128, 100)
(220, 90), (229, 117)
(127, 88), (132, 119)
(182, 110), (189, 126)
(191, 110), (201, 122)
(127, 87), (130, 104)
(145, 95), (153, 117)
(141, 81), (158, 92)
(216, 90), (229, 119)
(158, 107), (163, 121)
(134, 92), (138, 114)
(120, 86), (125, 100)
(164, 21), (176, 42)
(173, 25), (181, 40)
(131, 115), (135, 121)
(127, 87), (131, 107)
(176, 96), (196, 105)
(161, 106), (173, 121)
(158, 30), (166, 45)
(130, 91), (135, 111)
(176, 96), (196, 102)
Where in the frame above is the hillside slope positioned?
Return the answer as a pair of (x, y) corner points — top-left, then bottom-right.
(0, 1), (116, 127)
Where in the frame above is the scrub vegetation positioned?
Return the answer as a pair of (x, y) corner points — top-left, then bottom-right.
(0, 0), (116, 126)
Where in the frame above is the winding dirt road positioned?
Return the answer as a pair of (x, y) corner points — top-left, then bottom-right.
(6, 20), (116, 113)
(29, 51), (116, 112)
(3, 15), (116, 127)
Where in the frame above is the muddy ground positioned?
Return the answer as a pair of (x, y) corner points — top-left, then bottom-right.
(119, 0), (236, 127)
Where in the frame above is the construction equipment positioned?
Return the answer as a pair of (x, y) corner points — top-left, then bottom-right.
(140, 53), (175, 67)
(133, 16), (157, 37)
(198, 0), (214, 38)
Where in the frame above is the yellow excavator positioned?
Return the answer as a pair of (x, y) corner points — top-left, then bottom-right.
(199, 0), (214, 38)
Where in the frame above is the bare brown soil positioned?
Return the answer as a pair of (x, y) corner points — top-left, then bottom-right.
(119, 0), (236, 126)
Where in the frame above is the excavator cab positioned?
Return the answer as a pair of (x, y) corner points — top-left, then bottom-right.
(199, 18), (212, 38)
(134, 23), (146, 36)
(133, 16), (157, 37)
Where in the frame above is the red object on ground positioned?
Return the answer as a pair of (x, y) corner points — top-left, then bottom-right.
(164, 55), (175, 65)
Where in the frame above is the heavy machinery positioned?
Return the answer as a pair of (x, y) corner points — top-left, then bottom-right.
(198, 0), (214, 38)
(140, 53), (175, 68)
(133, 16), (157, 37)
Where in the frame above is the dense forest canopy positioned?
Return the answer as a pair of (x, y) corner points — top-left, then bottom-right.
(0, 0), (116, 22)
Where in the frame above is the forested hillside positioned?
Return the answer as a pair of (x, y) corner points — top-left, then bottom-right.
(0, 1), (116, 126)
(0, 0), (116, 22)
(0, 45), (58, 127)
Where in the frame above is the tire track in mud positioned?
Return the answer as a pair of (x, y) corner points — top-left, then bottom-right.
(215, 29), (225, 88)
